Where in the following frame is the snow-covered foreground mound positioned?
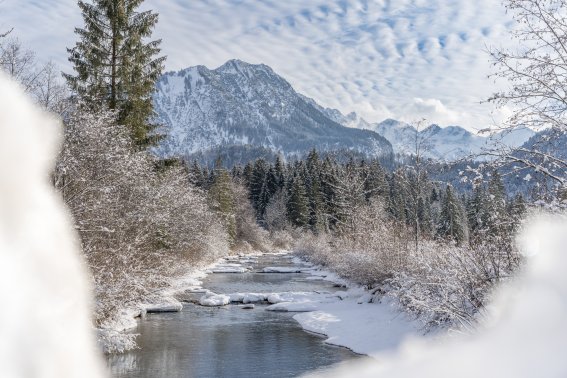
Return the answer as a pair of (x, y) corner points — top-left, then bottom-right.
(307, 215), (567, 377)
(0, 73), (106, 377)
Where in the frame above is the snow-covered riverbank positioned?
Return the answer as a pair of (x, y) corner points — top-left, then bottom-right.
(102, 251), (426, 358)
(269, 257), (425, 357)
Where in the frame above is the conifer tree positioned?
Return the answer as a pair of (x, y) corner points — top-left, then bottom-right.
(274, 155), (286, 189)
(365, 161), (388, 200)
(188, 160), (205, 188)
(287, 175), (309, 228)
(249, 159), (269, 220)
(438, 184), (469, 245)
(485, 170), (508, 239)
(65, 0), (166, 147)
(209, 165), (236, 245)
(467, 185), (487, 235)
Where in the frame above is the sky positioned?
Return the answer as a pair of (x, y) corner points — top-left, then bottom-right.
(0, 0), (516, 131)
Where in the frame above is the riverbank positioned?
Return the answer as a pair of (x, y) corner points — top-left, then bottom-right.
(104, 250), (428, 360)
(108, 251), (361, 377)
(98, 251), (264, 353)
(280, 256), (426, 357)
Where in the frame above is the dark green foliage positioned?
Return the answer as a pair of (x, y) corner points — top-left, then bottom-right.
(209, 166), (237, 245)
(438, 185), (469, 245)
(187, 149), (525, 250)
(249, 159), (270, 220)
(287, 174), (310, 228)
(65, 0), (166, 147)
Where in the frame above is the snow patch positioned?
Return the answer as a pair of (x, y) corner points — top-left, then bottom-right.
(262, 266), (314, 273)
(199, 292), (230, 306)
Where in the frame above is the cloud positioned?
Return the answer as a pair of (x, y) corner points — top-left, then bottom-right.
(1, 0), (515, 131)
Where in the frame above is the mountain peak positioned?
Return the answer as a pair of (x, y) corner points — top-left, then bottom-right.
(216, 59), (274, 76)
(152, 60), (392, 163)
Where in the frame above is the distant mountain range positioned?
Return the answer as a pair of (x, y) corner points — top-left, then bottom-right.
(152, 59), (392, 165)
(152, 59), (536, 164)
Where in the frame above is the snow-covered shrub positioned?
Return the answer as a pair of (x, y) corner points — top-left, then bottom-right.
(54, 106), (229, 351)
(296, 195), (524, 332)
(270, 230), (295, 249)
(296, 198), (412, 286)
(232, 182), (270, 252)
(386, 234), (523, 331)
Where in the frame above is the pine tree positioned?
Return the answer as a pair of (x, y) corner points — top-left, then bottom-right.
(287, 175), (309, 228)
(320, 156), (340, 231)
(249, 159), (269, 220)
(188, 160), (205, 188)
(209, 166), (236, 245)
(417, 196), (433, 237)
(65, 0), (166, 147)
(438, 185), (469, 245)
(485, 170), (508, 238)
(274, 155), (286, 189)
(365, 161), (388, 200)
(467, 185), (487, 235)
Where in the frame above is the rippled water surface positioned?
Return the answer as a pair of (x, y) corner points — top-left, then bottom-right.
(107, 254), (360, 378)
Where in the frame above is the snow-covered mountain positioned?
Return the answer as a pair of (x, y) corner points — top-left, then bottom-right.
(152, 59), (392, 162)
(330, 115), (535, 161)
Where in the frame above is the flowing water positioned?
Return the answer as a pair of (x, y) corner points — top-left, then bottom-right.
(107, 253), (360, 378)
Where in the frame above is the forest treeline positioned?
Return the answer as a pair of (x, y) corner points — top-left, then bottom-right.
(187, 150), (527, 330)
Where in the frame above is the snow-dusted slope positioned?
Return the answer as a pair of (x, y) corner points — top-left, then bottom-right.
(152, 60), (392, 161)
(322, 111), (535, 161)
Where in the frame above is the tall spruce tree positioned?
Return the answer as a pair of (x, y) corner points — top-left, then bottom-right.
(287, 175), (310, 228)
(438, 184), (469, 245)
(65, 0), (166, 147)
(209, 164), (236, 245)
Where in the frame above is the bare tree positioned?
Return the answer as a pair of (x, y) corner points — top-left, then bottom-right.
(0, 37), (68, 114)
(0, 38), (43, 93)
(486, 0), (567, 188)
(407, 118), (433, 252)
(35, 61), (69, 113)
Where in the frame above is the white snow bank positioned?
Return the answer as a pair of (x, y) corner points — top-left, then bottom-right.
(101, 308), (141, 333)
(209, 263), (250, 273)
(266, 302), (320, 312)
(308, 215), (567, 377)
(199, 292), (230, 306)
(262, 266), (314, 273)
(294, 296), (420, 355)
(228, 292), (269, 303)
(267, 291), (331, 304)
(142, 299), (183, 313)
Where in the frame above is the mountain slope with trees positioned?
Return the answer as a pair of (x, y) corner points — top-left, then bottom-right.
(152, 59), (393, 163)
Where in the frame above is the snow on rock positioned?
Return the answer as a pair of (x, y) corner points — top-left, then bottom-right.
(199, 292), (231, 306)
(228, 292), (269, 303)
(266, 302), (320, 312)
(107, 308), (142, 331)
(262, 266), (314, 273)
(142, 299), (183, 313)
(267, 292), (317, 304)
(209, 263), (250, 273)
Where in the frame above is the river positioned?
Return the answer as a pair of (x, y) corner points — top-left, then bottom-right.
(107, 253), (360, 377)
